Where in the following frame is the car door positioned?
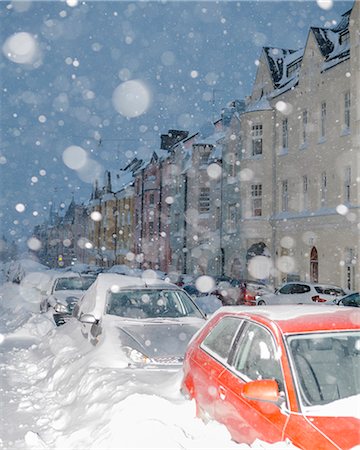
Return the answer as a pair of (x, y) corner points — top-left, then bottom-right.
(189, 316), (244, 419)
(277, 283), (311, 304)
(214, 321), (289, 444)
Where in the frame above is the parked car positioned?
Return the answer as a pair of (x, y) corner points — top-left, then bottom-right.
(210, 276), (243, 305)
(183, 284), (223, 316)
(181, 305), (360, 449)
(256, 281), (346, 305)
(40, 271), (97, 325)
(107, 264), (143, 277)
(337, 292), (360, 307)
(210, 276), (273, 306)
(73, 273), (207, 370)
(237, 280), (273, 306)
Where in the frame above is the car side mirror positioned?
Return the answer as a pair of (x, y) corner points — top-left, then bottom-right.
(79, 313), (98, 324)
(242, 379), (280, 404)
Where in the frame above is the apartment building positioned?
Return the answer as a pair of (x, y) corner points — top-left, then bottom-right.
(223, 3), (359, 289)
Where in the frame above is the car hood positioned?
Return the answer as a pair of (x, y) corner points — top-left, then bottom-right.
(306, 416), (360, 449)
(104, 315), (205, 359)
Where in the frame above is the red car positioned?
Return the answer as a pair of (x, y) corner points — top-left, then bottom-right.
(182, 305), (360, 449)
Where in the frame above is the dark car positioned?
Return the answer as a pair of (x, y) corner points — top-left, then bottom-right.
(337, 292), (360, 307)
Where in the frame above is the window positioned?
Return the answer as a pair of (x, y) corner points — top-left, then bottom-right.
(199, 187), (210, 213)
(149, 193), (155, 206)
(228, 153), (236, 177)
(232, 322), (284, 390)
(282, 118), (288, 149)
(174, 212), (180, 233)
(251, 124), (263, 156)
(344, 167), (351, 203)
(200, 316), (242, 362)
(320, 102), (326, 139)
(340, 30), (350, 46)
(344, 91), (350, 130)
(302, 175), (308, 210)
(345, 248), (355, 291)
(227, 203), (237, 232)
(199, 146), (211, 164)
(281, 180), (288, 212)
(148, 220), (154, 237)
(287, 59), (301, 77)
(251, 184), (262, 217)
(321, 171), (327, 206)
(279, 283), (310, 294)
(302, 110), (308, 144)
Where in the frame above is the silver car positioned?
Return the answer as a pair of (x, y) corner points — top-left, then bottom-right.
(40, 271), (96, 325)
(256, 281), (346, 305)
(73, 273), (207, 370)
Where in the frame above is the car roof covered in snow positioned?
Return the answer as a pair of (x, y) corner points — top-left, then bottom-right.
(78, 273), (181, 319)
(211, 305), (359, 335)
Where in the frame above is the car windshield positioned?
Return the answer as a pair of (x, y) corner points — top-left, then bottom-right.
(106, 289), (204, 319)
(287, 332), (360, 408)
(54, 277), (96, 291)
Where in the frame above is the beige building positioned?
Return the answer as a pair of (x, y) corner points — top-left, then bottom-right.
(224, 4), (359, 290)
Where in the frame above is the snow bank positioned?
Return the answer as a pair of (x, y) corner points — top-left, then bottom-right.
(0, 281), (301, 449)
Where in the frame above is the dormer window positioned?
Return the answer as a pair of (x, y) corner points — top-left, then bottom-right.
(286, 59), (301, 78)
(340, 30), (350, 46)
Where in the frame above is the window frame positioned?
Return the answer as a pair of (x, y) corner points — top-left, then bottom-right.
(282, 118), (288, 150)
(251, 124), (263, 156)
(344, 166), (351, 203)
(200, 316), (244, 365)
(251, 183), (262, 217)
(344, 91), (350, 130)
(199, 187), (211, 213)
(320, 101), (326, 139)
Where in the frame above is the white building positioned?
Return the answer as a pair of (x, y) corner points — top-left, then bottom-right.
(224, 3), (359, 290)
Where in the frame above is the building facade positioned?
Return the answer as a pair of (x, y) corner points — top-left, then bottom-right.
(223, 4), (359, 289)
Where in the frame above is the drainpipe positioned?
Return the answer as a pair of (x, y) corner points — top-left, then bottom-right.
(270, 108), (277, 286)
(158, 159), (163, 271)
(220, 152), (225, 276)
(183, 173), (188, 273)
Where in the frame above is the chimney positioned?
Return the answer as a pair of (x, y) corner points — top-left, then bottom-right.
(160, 130), (189, 150)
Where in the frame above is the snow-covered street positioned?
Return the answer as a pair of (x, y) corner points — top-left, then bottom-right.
(0, 281), (298, 450)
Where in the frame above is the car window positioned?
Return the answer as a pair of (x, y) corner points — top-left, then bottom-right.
(54, 276), (96, 291)
(341, 293), (360, 307)
(232, 322), (284, 391)
(296, 284), (310, 294)
(315, 286), (345, 296)
(278, 284), (293, 294)
(200, 316), (243, 363)
(288, 332), (360, 407)
(106, 289), (204, 319)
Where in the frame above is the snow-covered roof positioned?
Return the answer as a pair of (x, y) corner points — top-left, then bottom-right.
(245, 95), (273, 113)
(311, 25), (350, 71)
(262, 6), (351, 98)
(264, 47), (301, 89)
(112, 170), (134, 193)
